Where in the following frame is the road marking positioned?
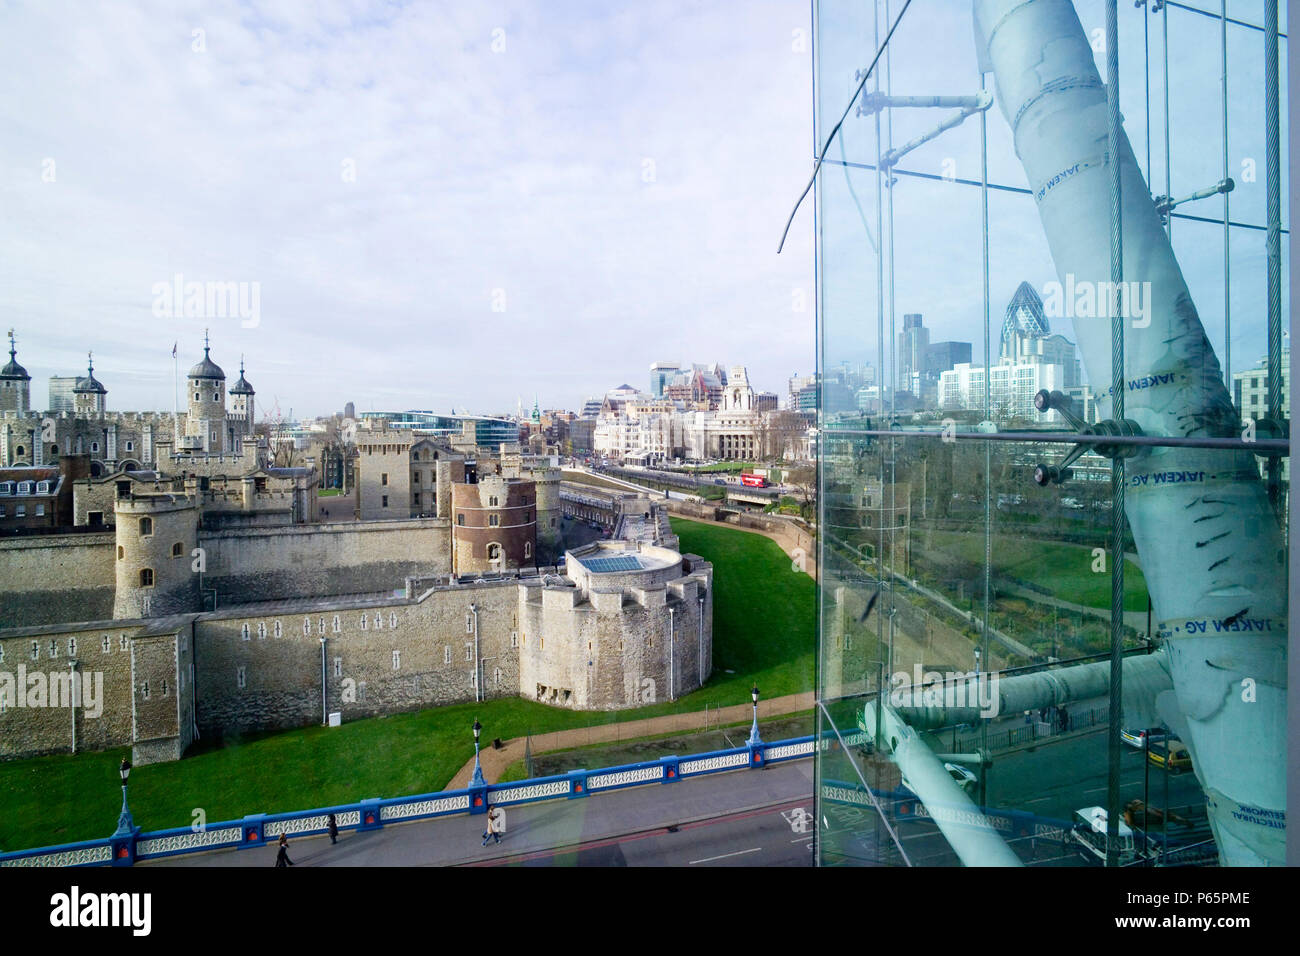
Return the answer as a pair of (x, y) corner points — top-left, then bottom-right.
(689, 847), (762, 865)
(790, 835), (814, 843)
(1082, 783), (1143, 795)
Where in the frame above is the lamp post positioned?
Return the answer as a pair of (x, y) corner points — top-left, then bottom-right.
(113, 758), (134, 837)
(470, 718), (486, 788)
(746, 684), (762, 748)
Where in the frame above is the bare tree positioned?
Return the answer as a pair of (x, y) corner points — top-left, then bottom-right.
(785, 463), (817, 521)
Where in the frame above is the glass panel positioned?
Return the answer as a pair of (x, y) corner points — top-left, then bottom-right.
(815, 0), (1289, 867)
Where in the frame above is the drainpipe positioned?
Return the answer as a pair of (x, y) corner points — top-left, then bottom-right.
(697, 595), (705, 686)
(319, 636), (328, 725)
(470, 603), (480, 702)
(69, 659), (78, 755)
(667, 607), (676, 701)
(974, 0), (1288, 866)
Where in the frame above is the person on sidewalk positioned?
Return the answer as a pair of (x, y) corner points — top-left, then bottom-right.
(327, 813), (339, 845)
(275, 833), (295, 867)
(481, 805), (506, 846)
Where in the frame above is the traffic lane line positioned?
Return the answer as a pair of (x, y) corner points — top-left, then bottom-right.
(689, 847), (763, 865)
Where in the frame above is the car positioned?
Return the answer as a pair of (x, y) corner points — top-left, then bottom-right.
(1119, 726), (1169, 749)
(1146, 739), (1192, 773)
(899, 762), (978, 797)
(1071, 806), (1156, 865)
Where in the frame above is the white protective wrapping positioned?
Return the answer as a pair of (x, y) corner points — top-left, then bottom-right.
(973, 0), (1287, 864)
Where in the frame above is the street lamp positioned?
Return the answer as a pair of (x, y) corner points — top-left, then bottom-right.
(470, 718), (486, 788)
(112, 758), (134, 837)
(746, 684), (762, 748)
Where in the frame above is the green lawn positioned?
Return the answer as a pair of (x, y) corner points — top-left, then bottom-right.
(317, 488), (344, 497)
(0, 517), (814, 852)
(916, 529), (1149, 612)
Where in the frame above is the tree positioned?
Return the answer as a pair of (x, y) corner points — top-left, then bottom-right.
(785, 464), (817, 521)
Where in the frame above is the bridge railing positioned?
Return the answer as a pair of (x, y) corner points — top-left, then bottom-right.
(0, 732), (854, 868)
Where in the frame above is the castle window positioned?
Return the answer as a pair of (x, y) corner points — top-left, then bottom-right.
(489, 496), (498, 506)
(318, 618), (326, 635)
(487, 543), (501, 560)
(162, 679), (169, 697)
(31, 641), (39, 660)
(511, 631), (518, 648)
(303, 617), (312, 636)
(0, 646), (3, 664)
(273, 620), (283, 639)
(126, 441), (133, 452)
(118, 546), (124, 560)
(392, 650), (401, 670)
(389, 612), (398, 628)
(465, 643), (474, 661)
(15, 445), (24, 457)
(332, 615), (341, 633)
(49, 639), (58, 658)
(333, 657), (342, 677)
(171, 542), (183, 557)
(102, 636), (111, 653)
(494, 667), (502, 687)
(139, 517), (153, 537)
(444, 646), (451, 664)
(382, 495), (388, 508)
(195, 393), (200, 402)
(381, 473), (389, 486)
(139, 568), (154, 587)
(120, 635), (129, 651)
(256, 622), (266, 639)
(374, 612), (383, 630)
(360, 614), (368, 630)
(241, 623), (250, 641)
(465, 614), (473, 634)
(412, 451), (419, 462)
(68, 637), (76, 656)
(141, 681), (150, 700)
(457, 514), (464, 525)
(551, 518), (556, 527)
(237, 666), (246, 689)
(90, 442), (98, 453)
(489, 515), (498, 527)
(213, 391), (220, 402)
(524, 542), (532, 559)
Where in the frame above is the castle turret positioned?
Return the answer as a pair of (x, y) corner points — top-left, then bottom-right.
(0, 330), (31, 414)
(184, 332), (227, 453)
(228, 356), (255, 449)
(451, 475), (537, 575)
(530, 466), (562, 564)
(72, 352), (107, 417)
(113, 492), (202, 619)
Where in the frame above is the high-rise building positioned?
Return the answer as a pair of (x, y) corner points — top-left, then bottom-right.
(898, 313), (930, 385)
(926, 341), (972, 376)
(649, 363), (681, 398)
(48, 376), (78, 412)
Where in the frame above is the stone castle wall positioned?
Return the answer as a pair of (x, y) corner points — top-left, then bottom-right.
(0, 534), (117, 628)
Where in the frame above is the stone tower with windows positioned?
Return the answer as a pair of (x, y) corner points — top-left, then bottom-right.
(228, 357), (255, 450)
(113, 492), (202, 619)
(184, 333), (227, 453)
(0, 330), (31, 414)
(73, 353), (107, 416)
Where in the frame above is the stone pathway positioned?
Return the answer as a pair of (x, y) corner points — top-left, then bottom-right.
(445, 691), (816, 788)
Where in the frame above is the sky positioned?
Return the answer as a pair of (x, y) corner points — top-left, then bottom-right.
(0, 0), (816, 420)
(815, 0), (1289, 390)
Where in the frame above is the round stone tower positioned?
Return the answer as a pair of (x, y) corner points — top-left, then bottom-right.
(0, 330), (31, 414)
(73, 352), (107, 417)
(113, 494), (202, 619)
(531, 466), (562, 565)
(185, 333), (227, 453)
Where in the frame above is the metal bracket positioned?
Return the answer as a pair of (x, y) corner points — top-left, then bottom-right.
(1030, 390), (1145, 486)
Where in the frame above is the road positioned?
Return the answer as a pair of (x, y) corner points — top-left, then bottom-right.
(145, 759), (816, 868)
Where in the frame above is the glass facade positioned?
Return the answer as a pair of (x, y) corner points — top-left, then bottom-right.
(813, 0), (1290, 866)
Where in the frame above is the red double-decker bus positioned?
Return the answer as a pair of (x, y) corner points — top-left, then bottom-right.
(739, 474), (767, 488)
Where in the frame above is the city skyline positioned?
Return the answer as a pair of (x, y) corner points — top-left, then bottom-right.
(0, 1), (815, 418)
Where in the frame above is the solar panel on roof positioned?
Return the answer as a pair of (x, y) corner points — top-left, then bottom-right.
(582, 556), (642, 573)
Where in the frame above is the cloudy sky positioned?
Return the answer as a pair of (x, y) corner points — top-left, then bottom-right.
(0, 0), (816, 419)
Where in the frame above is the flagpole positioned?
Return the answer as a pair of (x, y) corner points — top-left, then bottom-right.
(172, 344), (179, 444)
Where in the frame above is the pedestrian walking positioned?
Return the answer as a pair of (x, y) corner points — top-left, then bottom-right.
(481, 805), (506, 846)
(327, 813), (339, 845)
(275, 833), (295, 867)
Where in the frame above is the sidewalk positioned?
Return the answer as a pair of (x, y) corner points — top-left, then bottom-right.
(445, 691), (816, 788)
